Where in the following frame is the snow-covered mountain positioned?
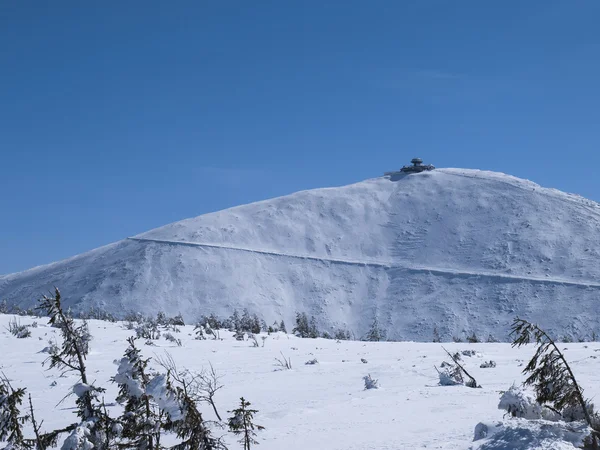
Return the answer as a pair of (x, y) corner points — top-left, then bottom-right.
(2, 168), (600, 341)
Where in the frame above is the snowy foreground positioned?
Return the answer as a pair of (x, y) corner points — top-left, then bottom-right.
(1, 314), (599, 449)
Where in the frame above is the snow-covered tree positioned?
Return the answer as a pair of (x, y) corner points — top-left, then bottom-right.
(363, 317), (385, 342)
(38, 288), (116, 449)
(155, 357), (225, 450)
(229, 311), (241, 333)
(112, 337), (162, 450)
(0, 376), (28, 450)
(194, 323), (207, 340)
(227, 398), (264, 450)
(292, 313), (310, 338)
(511, 318), (600, 439)
(250, 315), (261, 335)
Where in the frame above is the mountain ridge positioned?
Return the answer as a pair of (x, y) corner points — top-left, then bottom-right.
(2, 168), (600, 341)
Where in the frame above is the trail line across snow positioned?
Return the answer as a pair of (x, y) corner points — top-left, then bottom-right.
(128, 237), (600, 289)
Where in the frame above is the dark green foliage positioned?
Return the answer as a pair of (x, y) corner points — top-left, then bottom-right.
(511, 318), (599, 436)
(308, 316), (319, 339)
(466, 332), (480, 344)
(279, 320), (286, 333)
(37, 288), (117, 448)
(250, 315), (261, 335)
(158, 360), (225, 450)
(363, 317), (385, 342)
(227, 398), (264, 450)
(112, 337), (162, 450)
(292, 313), (319, 338)
(292, 313), (309, 338)
(37, 289), (98, 419)
(432, 327), (441, 343)
(333, 328), (351, 341)
(0, 375), (30, 449)
(77, 307), (117, 322)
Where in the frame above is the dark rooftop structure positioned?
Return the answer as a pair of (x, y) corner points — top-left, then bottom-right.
(384, 158), (435, 177)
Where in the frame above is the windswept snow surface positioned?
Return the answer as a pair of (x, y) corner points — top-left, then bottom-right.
(1, 315), (599, 449)
(2, 169), (600, 340)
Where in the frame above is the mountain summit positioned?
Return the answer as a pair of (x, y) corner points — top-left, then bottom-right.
(2, 168), (600, 341)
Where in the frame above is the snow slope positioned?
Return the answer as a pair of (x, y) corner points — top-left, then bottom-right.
(2, 169), (600, 341)
(1, 315), (599, 449)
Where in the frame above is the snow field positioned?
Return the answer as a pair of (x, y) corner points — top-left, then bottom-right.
(2, 315), (599, 449)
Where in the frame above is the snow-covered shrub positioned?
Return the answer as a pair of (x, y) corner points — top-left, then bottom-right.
(164, 332), (182, 346)
(363, 317), (385, 342)
(136, 320), (161, 340)
(333, 328), (352, 341)
(249, 334), (259, 347)
(438, 347), (481, 388)
(461, 350), (477, 357)
(194, 323), (207, 340)
(40, 339), (59, 354)
(466, 332), (480, 343)
(480, 360), (496, 368)
(77, 307), (116, 322)
(436, 365), (463, 386)
(169, 313), (185, 326)
(361, 358), (368, 364)
(562, 401), (596, 423)
(61, 422), (95, 450)
(274, 352), (292, 370)
(498, 384), (543, 419)
(363, 374), (379, 390)
(7, 318), (31, 339)
(123, 311), (144, 323)
(305, 358), (318, 365)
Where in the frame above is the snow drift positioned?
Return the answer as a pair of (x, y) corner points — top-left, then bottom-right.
(2, 168), (600, 341)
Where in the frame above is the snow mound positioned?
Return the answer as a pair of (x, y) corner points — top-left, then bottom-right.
(2, 168), (600, 340)
(472, 419), (592, 449)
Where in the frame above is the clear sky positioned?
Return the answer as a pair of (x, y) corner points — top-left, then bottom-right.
(1, 1), (599, 275)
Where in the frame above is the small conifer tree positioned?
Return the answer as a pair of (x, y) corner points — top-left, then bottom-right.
(0, 375), (29, 450)
(227, 398), (264, 450)
(37, 288), (116, 449)
(112, 337), (162, 450)
(292, 313), (310, 338)
(511, 318), (600, 441)
(363, 317), (385, 342)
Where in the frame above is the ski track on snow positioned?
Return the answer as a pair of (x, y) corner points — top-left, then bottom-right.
(128, 237), (600, 289)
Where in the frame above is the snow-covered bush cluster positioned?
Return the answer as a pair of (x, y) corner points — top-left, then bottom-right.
(363, 374), (379, 390)
(0, 288), (265, 450)
(7, 318), (32, 339)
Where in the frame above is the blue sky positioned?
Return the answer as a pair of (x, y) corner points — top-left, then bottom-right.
(1, 1), (599, 275)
